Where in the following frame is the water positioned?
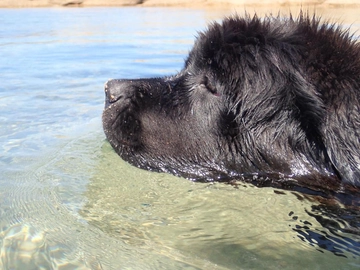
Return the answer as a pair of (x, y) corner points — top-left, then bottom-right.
(0, 6), (360, 269)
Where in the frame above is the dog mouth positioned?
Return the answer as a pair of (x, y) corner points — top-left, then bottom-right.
(102, 103), (142, 149)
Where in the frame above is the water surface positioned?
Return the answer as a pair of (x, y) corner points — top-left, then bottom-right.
(1, 6), (360, 269)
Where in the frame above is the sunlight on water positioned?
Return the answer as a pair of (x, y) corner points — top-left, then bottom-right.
(0, 6), (360, 269)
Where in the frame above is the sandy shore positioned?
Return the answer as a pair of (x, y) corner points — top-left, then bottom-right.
(0, 0), (359, 8)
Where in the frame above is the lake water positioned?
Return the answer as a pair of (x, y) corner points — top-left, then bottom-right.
(1, 6), (360, 270)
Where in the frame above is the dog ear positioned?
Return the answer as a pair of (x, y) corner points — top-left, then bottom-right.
(291, 72), (360, 186)
(322, 92), (360, 186)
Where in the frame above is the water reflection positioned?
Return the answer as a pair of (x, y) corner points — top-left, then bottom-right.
(80, 143), (360, 269)
(293, 204), (360, 258)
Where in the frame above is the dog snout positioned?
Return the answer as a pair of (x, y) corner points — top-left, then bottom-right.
(104, 79), (125, 105)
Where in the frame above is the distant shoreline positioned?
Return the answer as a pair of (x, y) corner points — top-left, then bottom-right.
(0, 0), (359, 8)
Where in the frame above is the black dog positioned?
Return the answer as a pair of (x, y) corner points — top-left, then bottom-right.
(102, 13), (360, 197)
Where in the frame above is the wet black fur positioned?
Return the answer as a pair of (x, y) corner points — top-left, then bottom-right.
(102, 13), (360, 196)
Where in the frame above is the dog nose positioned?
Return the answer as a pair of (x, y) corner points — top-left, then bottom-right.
(104, 79), (124, 104)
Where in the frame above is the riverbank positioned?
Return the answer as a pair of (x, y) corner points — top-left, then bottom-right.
(0, 0), (359, 8)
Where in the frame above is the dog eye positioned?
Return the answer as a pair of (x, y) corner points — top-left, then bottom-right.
(200, 76), (218, 95)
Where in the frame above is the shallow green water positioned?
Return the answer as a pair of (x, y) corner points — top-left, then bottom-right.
(0, 6), (360, 269)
